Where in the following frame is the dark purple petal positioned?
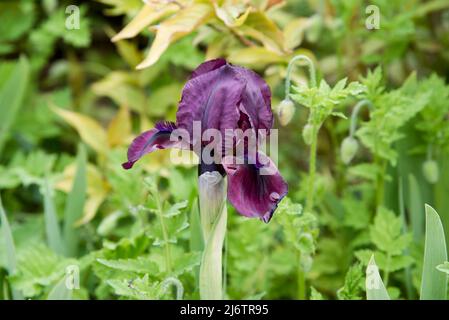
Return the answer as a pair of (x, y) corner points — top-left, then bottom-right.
(189, 58), (227, 80)
(176, 64), (245, 141)
(222, 153), (288, 223)
(234, 66), (273, 133)
(122, 121), (178, 169)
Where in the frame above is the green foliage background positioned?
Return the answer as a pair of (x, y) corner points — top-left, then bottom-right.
(1, 0), (449, 300)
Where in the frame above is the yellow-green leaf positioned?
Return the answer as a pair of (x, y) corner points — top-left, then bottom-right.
(136, 3), (213, 69)
(283, 18), (311, 51)
(213, 1), (250, 27)
(51, 106), (108, 154)
(91, 71), (146, 113)
(107, 106), (132, 147)
(228, 46), (285, 68)
(111, 2), (179, 42)
(238, 11), (284, 53)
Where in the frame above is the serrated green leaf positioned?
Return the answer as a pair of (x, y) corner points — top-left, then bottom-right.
(96, 257), (159, 275)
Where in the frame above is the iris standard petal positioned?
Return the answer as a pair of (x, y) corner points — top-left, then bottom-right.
(122, 121), (178, 169)
(189, 58), (227, 80)
(176, 63), (245, 140)
(234, 66), (273, 133)
(222, 153), (288, 223)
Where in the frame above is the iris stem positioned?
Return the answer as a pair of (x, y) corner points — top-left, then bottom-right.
(284, 55), (317, 100)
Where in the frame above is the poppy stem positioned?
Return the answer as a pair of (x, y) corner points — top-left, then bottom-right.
(284, 54), (317, 100)
(305, 122), (319, 212)
(349, 99), (372, 138)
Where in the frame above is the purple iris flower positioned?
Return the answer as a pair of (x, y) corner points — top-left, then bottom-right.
(122, 59), (288, 222)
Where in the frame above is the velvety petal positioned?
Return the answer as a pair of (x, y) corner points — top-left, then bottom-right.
(222, 153), (288, 223)
(234, 66), (273, 133)
(176, 64), (245, 141)
(189, 58), (227, 80)
(122, 121), (178, 169)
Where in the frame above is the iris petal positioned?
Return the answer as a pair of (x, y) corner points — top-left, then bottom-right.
(189, 58), (227, 80)
(122, 121), (178, 169)
(234, 66), (273, 133)
(176, 63), (245, 140)
(222, 153), (288, 223)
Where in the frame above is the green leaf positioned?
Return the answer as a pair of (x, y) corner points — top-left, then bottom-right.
(436, 261), (449, 275)
(43, 179), (64, 255)
(63, 145), (87, 257)
(107, 274), (161, 300)
(310, 287), (324, 300)
(408, 174), (424, 241)
(0, 56), (30, 154)
(0, 195), (17, 274)
(420, 205), (448, 300)
(96, 257), (159, 275)
(47, 276), (72, 300)
(189, 199), (204, 252)
(370, 207), (412, 255)
(10, 243), (76, 297)
(366, 255), (390, 300)
(337, 263), (364, 300)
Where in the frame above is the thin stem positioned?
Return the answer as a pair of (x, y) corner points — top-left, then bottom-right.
(297, 253), (306, 300)
(384, 253), (391, 287)
(349, 99), (372, 138)
(375, 157), (387, 207)
(284, 55), (317, 100)
(155, 192), (172, 273)
(305, 123), (318, 212)
(426, 144), (433, 161)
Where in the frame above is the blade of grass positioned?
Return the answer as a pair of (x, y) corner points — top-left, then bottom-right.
(408, 174), (424, 242)
(366, 255), (390, 300)
(398, 178), (414, 299)
(0, 56), (29, 154)
(435, 153), (449, 255)
(47, 276), (72, 300)
(0, 195), (23, 300)
(420, 204), (448, 300)
(43, 179), (65, 255)
(189, 198), (203, 252)
(63, 145), (87, 257)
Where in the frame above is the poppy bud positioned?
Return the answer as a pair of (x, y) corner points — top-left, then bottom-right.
(277, 99), (295, 126)
(341, 136), (359, 164)
(422, 159), (439, 184)
(302, 124), (313, 145)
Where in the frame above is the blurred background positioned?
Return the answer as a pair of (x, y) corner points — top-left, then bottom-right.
(1, 0), (449, 300)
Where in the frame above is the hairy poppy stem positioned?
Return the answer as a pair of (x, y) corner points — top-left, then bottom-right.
(198, 172), (227, 300)
(349, 99), (372, 138)
(284, 54), (317, 100)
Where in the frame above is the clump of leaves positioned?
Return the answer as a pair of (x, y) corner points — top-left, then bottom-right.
(355, 207), (413, 298)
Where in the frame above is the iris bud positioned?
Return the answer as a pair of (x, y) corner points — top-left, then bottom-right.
(302, 124), (313, 145)
(341, 136), (359, 164)
(277, 99), (295, 126)
(422, 159), (439, 184)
